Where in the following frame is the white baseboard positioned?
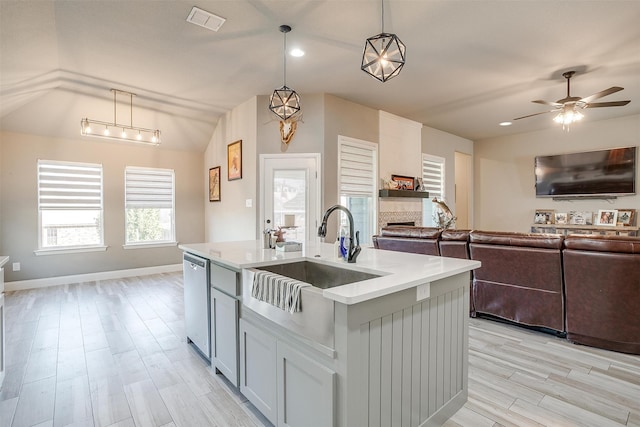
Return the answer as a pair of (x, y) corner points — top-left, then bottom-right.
(5, 263), (183, 292)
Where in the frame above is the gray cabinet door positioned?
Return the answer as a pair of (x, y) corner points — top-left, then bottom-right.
(211, 288), (239, 387)
(276, 342), (335, 427)
(239, 319), (277, 425)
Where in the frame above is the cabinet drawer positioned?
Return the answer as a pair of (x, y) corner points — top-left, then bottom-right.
(210, 262), (239, 296)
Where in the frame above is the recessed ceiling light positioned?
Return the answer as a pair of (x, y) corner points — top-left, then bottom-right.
(290, 48), (305, 57)
(499, 121), (512, 126)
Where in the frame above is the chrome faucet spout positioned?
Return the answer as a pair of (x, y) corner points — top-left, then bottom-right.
(318, 204), (361, 263)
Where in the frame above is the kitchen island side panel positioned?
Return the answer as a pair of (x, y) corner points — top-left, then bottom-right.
(335, 272), (469, 427)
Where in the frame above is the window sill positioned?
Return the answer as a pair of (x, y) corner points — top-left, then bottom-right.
(34, 245), (108, 256)
(123, 241), (178, 250)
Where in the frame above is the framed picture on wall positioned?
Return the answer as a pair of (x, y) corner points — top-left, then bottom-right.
(555, 212), (568, 225)
(616, 209), (635, 226)
(209, 166), (220, 202)
(227, 140), (242, 181)
(534, 209), (554, 224)
(596, 209), (618, 226)
(568, 211), (593, 225)
(391, 174), (414, 190)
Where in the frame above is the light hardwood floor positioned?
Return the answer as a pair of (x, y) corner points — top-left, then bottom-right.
(1, 272), (639, 427)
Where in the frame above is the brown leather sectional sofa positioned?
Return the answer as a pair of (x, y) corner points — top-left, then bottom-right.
(372, 226), (640, 355)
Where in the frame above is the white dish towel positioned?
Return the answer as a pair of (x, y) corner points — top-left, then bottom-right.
(251, 270), (310, 313)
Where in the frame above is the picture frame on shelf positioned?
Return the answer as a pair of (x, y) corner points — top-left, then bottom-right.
(568, 211), (593, 225)
(555, 212), (568, 225)
(596, 209), (618, 226)
(616, 209), (635, 226)
(534, 209), (555, 224)
(209, 166), (221, 202)
(391, 174), (414, 190)
(227, 140), (242, 181)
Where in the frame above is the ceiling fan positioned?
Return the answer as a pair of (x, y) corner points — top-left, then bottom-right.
(513, 71), (631, 124)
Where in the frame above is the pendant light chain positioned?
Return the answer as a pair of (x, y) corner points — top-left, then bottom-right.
(283, 28), (287, 87)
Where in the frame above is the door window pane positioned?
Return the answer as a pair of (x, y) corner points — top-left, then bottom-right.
(273, 169), (306, 241)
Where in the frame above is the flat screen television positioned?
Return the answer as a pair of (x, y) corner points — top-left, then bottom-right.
(534, 146), (637, 198)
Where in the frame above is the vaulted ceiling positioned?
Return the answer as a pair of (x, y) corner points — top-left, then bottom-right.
(1, 1), (639, 151)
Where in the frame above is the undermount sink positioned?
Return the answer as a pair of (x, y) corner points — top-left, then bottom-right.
(257, 260), (380, 289)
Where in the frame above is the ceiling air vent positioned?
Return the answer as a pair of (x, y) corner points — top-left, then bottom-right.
(186, 6), (226, 32)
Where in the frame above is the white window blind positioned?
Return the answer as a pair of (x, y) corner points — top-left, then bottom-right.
(339, 140), (377, 196)
(422, 154), (445, 199)
(38, 160), (103, 210)
(338, 136), (377, 245)
(125, 167), (174, 209)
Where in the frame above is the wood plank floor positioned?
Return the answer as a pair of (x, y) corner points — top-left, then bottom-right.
(1, 272), (639, 427)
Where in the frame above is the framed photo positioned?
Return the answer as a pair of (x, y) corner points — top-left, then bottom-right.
(616, 209), (636, 226)
(555, 212), (568, 225)
(391, 174), (414, 190)
(209, 166), (220, 202)
(568, 211), (593, 225)
(596, 209), (618, 226)
(534, 209), (555, 224)
(227, 140), (242, 181)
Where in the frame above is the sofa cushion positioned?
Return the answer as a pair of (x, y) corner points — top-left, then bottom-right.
(563, 236), (640, 354)
(470, 230), (564, 249)
(380, 226), (441, 239)
(373, 226), (442, 256)
(439, 230), (471, 260)
(469, 231), (565, 332)
(564, 234), (640, 254)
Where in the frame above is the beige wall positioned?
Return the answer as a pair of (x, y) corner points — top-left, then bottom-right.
(473, 114), (640, 232)
(0, 131), (204, 281)
(204, 97), (258, 242)
(323, 94), (379, 240)
(422, 126), (474, 224)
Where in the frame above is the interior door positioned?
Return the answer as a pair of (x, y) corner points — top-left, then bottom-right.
(260, 154), (320, 243)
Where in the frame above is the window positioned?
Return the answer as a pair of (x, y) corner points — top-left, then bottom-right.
(37, 160), (104, 250)
(422, 154), (445, 226)
(125, 167), (175, 246)
(338, 136), (378, 245)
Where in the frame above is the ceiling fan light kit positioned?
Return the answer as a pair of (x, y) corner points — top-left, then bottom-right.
(269, 25), (302, 121)
(81, 89), (161, 146)
(361, 0), (406, 82)
(513, 70), (630, 131)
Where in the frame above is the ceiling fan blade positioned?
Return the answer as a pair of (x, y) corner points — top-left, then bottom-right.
(585, 100), (631, 108)
(513, 109), (559, 121)
(579, 86), (624, 104)
(532, 99), (562, 107)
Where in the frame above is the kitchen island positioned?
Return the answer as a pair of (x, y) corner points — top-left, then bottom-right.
(179, 240), (480, 427)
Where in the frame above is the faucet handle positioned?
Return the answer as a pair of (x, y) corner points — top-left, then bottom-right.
(348, 231), (361, 263)
(317, 222), (327, 238)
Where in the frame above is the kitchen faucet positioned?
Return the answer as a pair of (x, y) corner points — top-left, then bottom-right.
(318, 205), (361, 263)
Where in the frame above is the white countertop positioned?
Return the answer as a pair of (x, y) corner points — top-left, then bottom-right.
(179, 240), (480, 305)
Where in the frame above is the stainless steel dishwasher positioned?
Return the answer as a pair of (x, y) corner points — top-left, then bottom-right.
(183, 252), (210, 360)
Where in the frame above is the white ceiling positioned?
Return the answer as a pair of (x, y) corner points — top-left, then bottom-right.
(1, 0), (639, 151)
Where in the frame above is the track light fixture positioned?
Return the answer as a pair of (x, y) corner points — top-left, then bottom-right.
(361, 0), (406, 82)
(269, 25), (302, 121)
(81, 89), (161, 146)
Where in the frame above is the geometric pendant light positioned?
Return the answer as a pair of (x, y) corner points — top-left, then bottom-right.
(268, 25), (302, 120)
(81, 89), (161, 146)
(361, 0), (406, 82)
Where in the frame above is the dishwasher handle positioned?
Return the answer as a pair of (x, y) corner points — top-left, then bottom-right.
(183, 253), (206, 269)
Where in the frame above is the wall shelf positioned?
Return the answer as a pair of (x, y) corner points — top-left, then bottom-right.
(530, 223), (638, 236)
(379, 189), (429, 199)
